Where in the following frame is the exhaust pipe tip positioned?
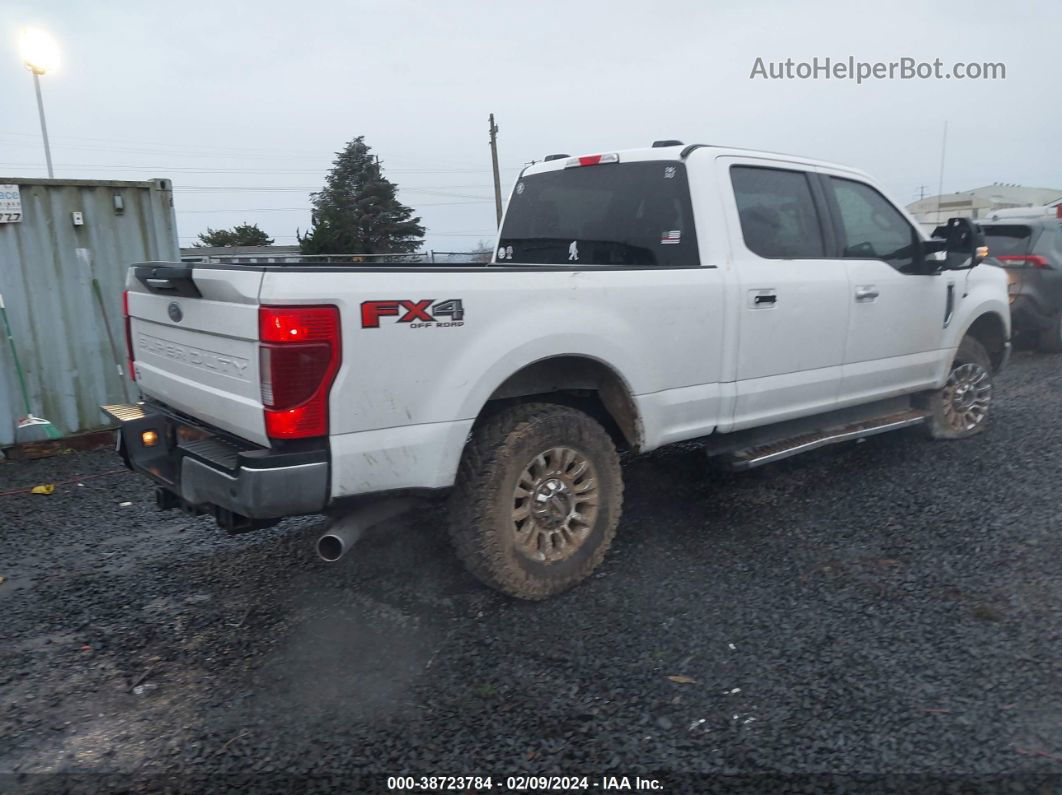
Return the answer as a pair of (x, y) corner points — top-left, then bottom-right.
(315, 497), (415, 563)
(316, 533), (347, 562)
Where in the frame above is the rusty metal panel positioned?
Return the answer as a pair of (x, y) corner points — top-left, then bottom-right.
(0, 177), (179, 445)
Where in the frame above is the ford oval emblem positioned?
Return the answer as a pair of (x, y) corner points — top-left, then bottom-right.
(168, 302), (183, 323)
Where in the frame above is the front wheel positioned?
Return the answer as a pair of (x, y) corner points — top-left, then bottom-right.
(448, 402), (623, 600)
(922, 336), (994, 440)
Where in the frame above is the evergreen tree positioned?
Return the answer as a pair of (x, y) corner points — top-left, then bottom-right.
(194, 223), (273, 247)
(298, 136), (425, 255)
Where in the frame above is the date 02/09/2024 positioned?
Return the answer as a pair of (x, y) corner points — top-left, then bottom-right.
(385, 775), (663, 791)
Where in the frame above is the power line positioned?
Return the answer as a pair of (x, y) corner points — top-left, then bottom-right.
(176, 199), (494, 213)
(176, 232), (495, 240)
(178, 207), (311, 213)
(0, 178), (495, 199)
(0, 160), (510, 176)
(0, 130), (329, 157)
(169, 186), (494, 201)
(0, 132), (524, 171)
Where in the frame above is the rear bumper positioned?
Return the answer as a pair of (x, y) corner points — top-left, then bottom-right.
(101, 402), (329, 521)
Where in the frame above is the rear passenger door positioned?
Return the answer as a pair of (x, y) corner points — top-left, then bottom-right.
(724, 159), (850, 429)
(821, 175), (954, 403)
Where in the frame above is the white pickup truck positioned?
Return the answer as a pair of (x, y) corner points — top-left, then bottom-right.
(104, 142), (1010, 599)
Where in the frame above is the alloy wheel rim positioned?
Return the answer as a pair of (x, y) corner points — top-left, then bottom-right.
(941, 361), (992, 432)
(512, 446), (599, 563)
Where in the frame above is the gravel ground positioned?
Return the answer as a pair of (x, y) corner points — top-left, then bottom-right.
(0, 351), (1059, 793)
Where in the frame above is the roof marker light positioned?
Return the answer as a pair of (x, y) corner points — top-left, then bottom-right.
(565, 152), (620, 168)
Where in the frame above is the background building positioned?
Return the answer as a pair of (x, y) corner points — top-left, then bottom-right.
(907, 183), (1062, 225)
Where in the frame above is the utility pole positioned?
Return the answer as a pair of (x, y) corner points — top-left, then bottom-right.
(488, 113), (502, 228)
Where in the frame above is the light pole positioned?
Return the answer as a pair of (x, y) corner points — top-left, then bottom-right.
(18, 28), (61, 179)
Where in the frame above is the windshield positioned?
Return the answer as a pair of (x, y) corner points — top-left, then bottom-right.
(982, 224), (1034, 257)
(497, 161), (699, 267)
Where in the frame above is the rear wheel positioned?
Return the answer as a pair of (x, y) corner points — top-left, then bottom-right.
(1037, 310), (1062, 353)
(448, 402), (623, 600)
(923, 336), (994, 440)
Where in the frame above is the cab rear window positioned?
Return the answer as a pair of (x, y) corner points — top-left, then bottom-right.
(983, 225), (1034, 257)
(497, 161), (699, 267)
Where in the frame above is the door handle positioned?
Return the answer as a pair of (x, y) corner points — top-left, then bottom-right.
(855, 287), (879, 302)
(750, 289), (777, 308)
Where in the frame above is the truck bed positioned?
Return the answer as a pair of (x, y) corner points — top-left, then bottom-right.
(125, 259), (727, 497)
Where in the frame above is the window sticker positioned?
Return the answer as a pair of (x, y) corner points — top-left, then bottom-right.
(568, 241), (579, 261)
(664, 166), (676, 179)
(660, 230), (681, 245)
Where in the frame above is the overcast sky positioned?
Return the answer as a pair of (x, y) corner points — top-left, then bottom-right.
(2, 0), (1059, 252)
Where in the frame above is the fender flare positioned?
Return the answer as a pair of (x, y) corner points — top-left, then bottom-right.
(466, 352), (644, 449)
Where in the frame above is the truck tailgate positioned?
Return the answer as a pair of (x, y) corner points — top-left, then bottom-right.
(127, 266), (268, 446)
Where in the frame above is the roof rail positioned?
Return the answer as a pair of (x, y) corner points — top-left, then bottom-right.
(680, 144), (710, 159)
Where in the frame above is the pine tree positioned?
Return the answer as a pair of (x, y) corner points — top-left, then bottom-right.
(298, 137), (425, 255)
(193, 222), (273, 247)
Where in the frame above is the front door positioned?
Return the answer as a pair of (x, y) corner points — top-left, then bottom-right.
(822, 175), (954, 404)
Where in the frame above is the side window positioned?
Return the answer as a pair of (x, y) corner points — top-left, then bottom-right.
(829, 177), (917, 271)
(730, 166), (826, 259)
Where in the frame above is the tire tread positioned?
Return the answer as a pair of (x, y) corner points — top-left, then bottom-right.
(447, 402), (622, 600)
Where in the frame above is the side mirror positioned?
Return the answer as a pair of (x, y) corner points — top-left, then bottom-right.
(927, 217), (987, 270)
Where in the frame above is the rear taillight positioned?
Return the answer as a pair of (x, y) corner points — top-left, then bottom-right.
(258, 305), (340, 439)
(123, 290), (135, 381)
(996, 255), (1050, 269)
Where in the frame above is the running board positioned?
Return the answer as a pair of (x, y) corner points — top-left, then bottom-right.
(726, 410), (928, 471)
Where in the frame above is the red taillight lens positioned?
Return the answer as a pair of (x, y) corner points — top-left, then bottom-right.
(123, 289), (135, 381)
(260, 307), (340, 343)
(996, 255), (1050, 269)
(258, 305), (340, 439)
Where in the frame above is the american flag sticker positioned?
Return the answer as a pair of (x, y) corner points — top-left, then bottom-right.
(660, 230), (681, 245)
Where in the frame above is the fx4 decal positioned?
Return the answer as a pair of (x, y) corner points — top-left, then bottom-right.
(361, 299), (465, 329)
